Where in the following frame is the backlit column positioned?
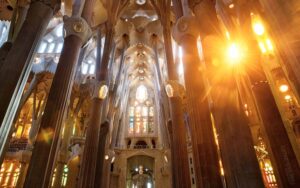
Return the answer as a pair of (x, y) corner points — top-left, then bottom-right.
(23, 1), (93, 187)
(78, 25), (114, 188)
(0, 0), (60, 164)
(237, 3), (300, 187)
(165, 81), (191, 188)
(204, 45), (265, 187)
(173, 16), (223, 188)
(162, 11), (191, 187)
(190, 0), (265, 186)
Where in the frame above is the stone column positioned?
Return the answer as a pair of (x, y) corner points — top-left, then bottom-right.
(165, 81), (191, 188)
(0, 0), (59, 164)
(77, 89), (106, 187)
(206, 57), (264, 187)
(173, 16), (223, 187)
(95, 121), (110, 187)
(23, 1), (93, 187)
(189, 0), (265, 186)
(78, 25), (114, 187)
(161, 8), (191, 187)
(237, 3), (300, 187)
(166, 120), (176, 187)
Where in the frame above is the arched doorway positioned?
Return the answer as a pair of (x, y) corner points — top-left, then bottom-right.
(126, 155), (154, 188)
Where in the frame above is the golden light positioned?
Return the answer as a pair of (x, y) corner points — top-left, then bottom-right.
(98, 85), (108, 99)
(258, 42), (267, 54)
(229, 4), (234, 9)
(105, 155), (109, 160)
(266, 38), (274, 51)
(253, 21), (265, 36)
(227, 43), (243, 64)
(279, 84), (289, 93)
(164, 155), (168, 163)
(165, 84), (174, 98)
(285, 95), (292, 101)
(111, 156), (115, 163)
(225, 31), (230, 40)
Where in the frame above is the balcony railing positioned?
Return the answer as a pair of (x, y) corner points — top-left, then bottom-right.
(113, 144), (169, 150)
(8, 138), (28, 152)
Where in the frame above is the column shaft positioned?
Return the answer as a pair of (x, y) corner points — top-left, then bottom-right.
(78, 25), (114, 187)
(181, 35), (223, 187)
(249, 68), (300, 187)
(163, 22), (191, 187)
(169, 97), (191, 188)
(0, 1), (54, 163)
(209, 68), (264, 187)
(238, 4), (300, 186)
(0, 1), (53, 126)
(78, 98), (103, 187)
(95, 121), (110, 187)
(24, 35), (82, 188)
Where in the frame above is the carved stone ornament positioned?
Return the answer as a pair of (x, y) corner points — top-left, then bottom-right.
(85, 79), (108, 100)
(165, 80), (186, 99)
(63, 16), (92, 43)
(172, 15), (199, 44)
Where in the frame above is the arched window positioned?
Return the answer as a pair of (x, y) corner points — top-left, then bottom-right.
(0, 21), (10, 46)
(37, 23), (64, 55)
(136, 85), (148, 102)
(128, 85), (154, 136)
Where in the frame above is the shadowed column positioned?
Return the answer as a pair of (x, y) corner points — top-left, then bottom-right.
(173, 16), (223, 188)
(23, 1), (93, 187)
(237, 3), (300, 187)
(0, 0), (59, 164)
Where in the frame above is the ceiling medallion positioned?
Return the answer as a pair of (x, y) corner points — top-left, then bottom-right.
(136, 0), (146, 5)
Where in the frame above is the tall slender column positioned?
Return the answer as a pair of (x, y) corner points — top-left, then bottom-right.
(206, 60), (264, 187)
(237, 3), (300, 187)
(190, 0), (265, 186)
(162, 11), (191, 187)
(166, 83), (191, 188)
(95, 121), (110, 188)
(0, 0), (59, 164)
(173, 16), (223, 187)
(23, 1), (93, 187)
(78, 25), (114, 187)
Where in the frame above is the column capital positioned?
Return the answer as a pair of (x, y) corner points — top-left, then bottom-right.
(172, 15), (199, 44)
(63, 16), (92, 44)
(165, 80), (186, 100)
(85, 79), (109, 100)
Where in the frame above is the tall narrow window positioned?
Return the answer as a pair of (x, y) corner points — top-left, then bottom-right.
(61, 165), (68, 187)
(136, 85), (148, 103)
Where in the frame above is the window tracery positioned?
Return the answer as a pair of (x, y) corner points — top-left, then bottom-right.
(128, 85), (154, 136)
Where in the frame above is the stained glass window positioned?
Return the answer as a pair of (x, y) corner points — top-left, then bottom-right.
(128, 103), (154, 135)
